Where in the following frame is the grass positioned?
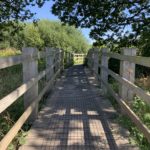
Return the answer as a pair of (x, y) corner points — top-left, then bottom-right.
(0, 48), (21, 57)
(0, 49), (48, 149)
(116, 96), (150, 150)
(135, 76), (150, 91)
(108, 78), (150, 149)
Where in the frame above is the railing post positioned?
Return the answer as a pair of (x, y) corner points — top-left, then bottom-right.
(61, 49), (64, 71)
(55, 48), (59, 72)
(101, 48), (109, 94)
(53, 49), (57, 73)
(73, 53), (75, 64)
(66, 52), (69, 66)
(58, 48), (62, 72)
(93, 48), (99, 75)
(22, 47), (38, 122)
(87, 49), (92, 69)
(69, 52), (72, 65)
(119, 48), (136, 101)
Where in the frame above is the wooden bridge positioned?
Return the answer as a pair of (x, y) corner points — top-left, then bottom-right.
(0, 47), (150, 149)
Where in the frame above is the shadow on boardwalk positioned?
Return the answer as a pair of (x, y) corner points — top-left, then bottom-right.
(20, 65), (138, 150)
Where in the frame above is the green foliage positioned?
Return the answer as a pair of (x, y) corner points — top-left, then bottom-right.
(137, 27), (150, 57)
(0, 50), (25, 149)
(23, 24), (44, 48)
(117, 96), (150, 150)
(1, 0), (149, 44)
(108, 77), (119, 93)
(0, 49), (47, 149)
(0, 98), (27, 149)
(52, 0), (150, 42)
(132, 96), (150, 129)
(37, 20), (88, 53)
(0, 0), (46, 36)
(107, 77), (150, 149)
(0, 20), (89, 53)
(106, 26), (150, 77)
(0, 48), (21, 57)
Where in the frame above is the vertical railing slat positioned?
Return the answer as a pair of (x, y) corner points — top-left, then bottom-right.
(22, 47), (38, 122)
(101, 48), (109, 94)
(119, 48), (136, 101)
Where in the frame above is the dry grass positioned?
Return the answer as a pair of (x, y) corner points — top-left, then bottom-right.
(0, 48), (21, 57)
(135, 76), (150, 91)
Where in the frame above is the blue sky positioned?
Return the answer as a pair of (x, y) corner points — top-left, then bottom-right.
(29, 1), (94, 44)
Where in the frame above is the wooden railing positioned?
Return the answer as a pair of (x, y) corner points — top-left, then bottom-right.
(63, 52), (86, 65)
(87, 47), (150, 143)
(64, 51), (74, 67)
(0, 47), (72, 149)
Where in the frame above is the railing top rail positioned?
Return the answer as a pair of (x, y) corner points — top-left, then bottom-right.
(73, 53), (86, 55)
(0, 47), (65, 149)
(103, 52), (150, 68)
(0, 48), (62, 70)
(87, 47), (150, 143)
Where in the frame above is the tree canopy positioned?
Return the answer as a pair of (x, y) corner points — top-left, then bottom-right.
(0, 0), (150, 51)
(0, 0), (46, 23)
(1, 1), (149, 43)
(51, 0), (150, 42)
(0, 0), (48, 39)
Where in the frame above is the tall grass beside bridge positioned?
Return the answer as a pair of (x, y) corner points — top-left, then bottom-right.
(0, 49), (47, 149)
(108, 77), (150, 149)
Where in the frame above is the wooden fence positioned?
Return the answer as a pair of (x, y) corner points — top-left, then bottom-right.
(87, 47), (150, 143)
(73, 53), (86, 64)
(64, 51), (74, 67)
(63, 52), (86, 65)
(0, 47), (72, 149)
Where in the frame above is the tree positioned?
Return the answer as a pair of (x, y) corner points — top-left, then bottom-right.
(23, 24), (44, 48)
(137, 26), (150, 56)
(0, 0), (47, 23)
(0, 0), (47, 39)
(52, 0), (150, 43)
(0, 20), (89, 53)
(37, 20), (89, 52)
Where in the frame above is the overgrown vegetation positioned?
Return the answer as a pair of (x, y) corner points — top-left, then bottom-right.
(117, 96), (150, 150)
(108, 79), (150, 149)
(0, 20), (89, 53)
(0, 49), (48, 149)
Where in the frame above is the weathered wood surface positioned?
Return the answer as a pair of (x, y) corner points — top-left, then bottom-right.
(73, 53), (86, 64)
(88, 47), (150, 144)
(100, 65), (150, 105)
(0, 49), (56, 69)
(20, 65), (138, 150)
(100, 48), (109, 94)
(119, 48), (136, 101)
(23, 48), (39, 121)
(0, 67), (62, 150)
(0, 54), (60, 114)
(0, 54), (34, 69)
(103, 51), (150, 67)
(0, 47), (64, 150)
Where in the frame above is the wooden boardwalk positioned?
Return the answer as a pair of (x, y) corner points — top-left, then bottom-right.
(20, 65), (138, 150)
